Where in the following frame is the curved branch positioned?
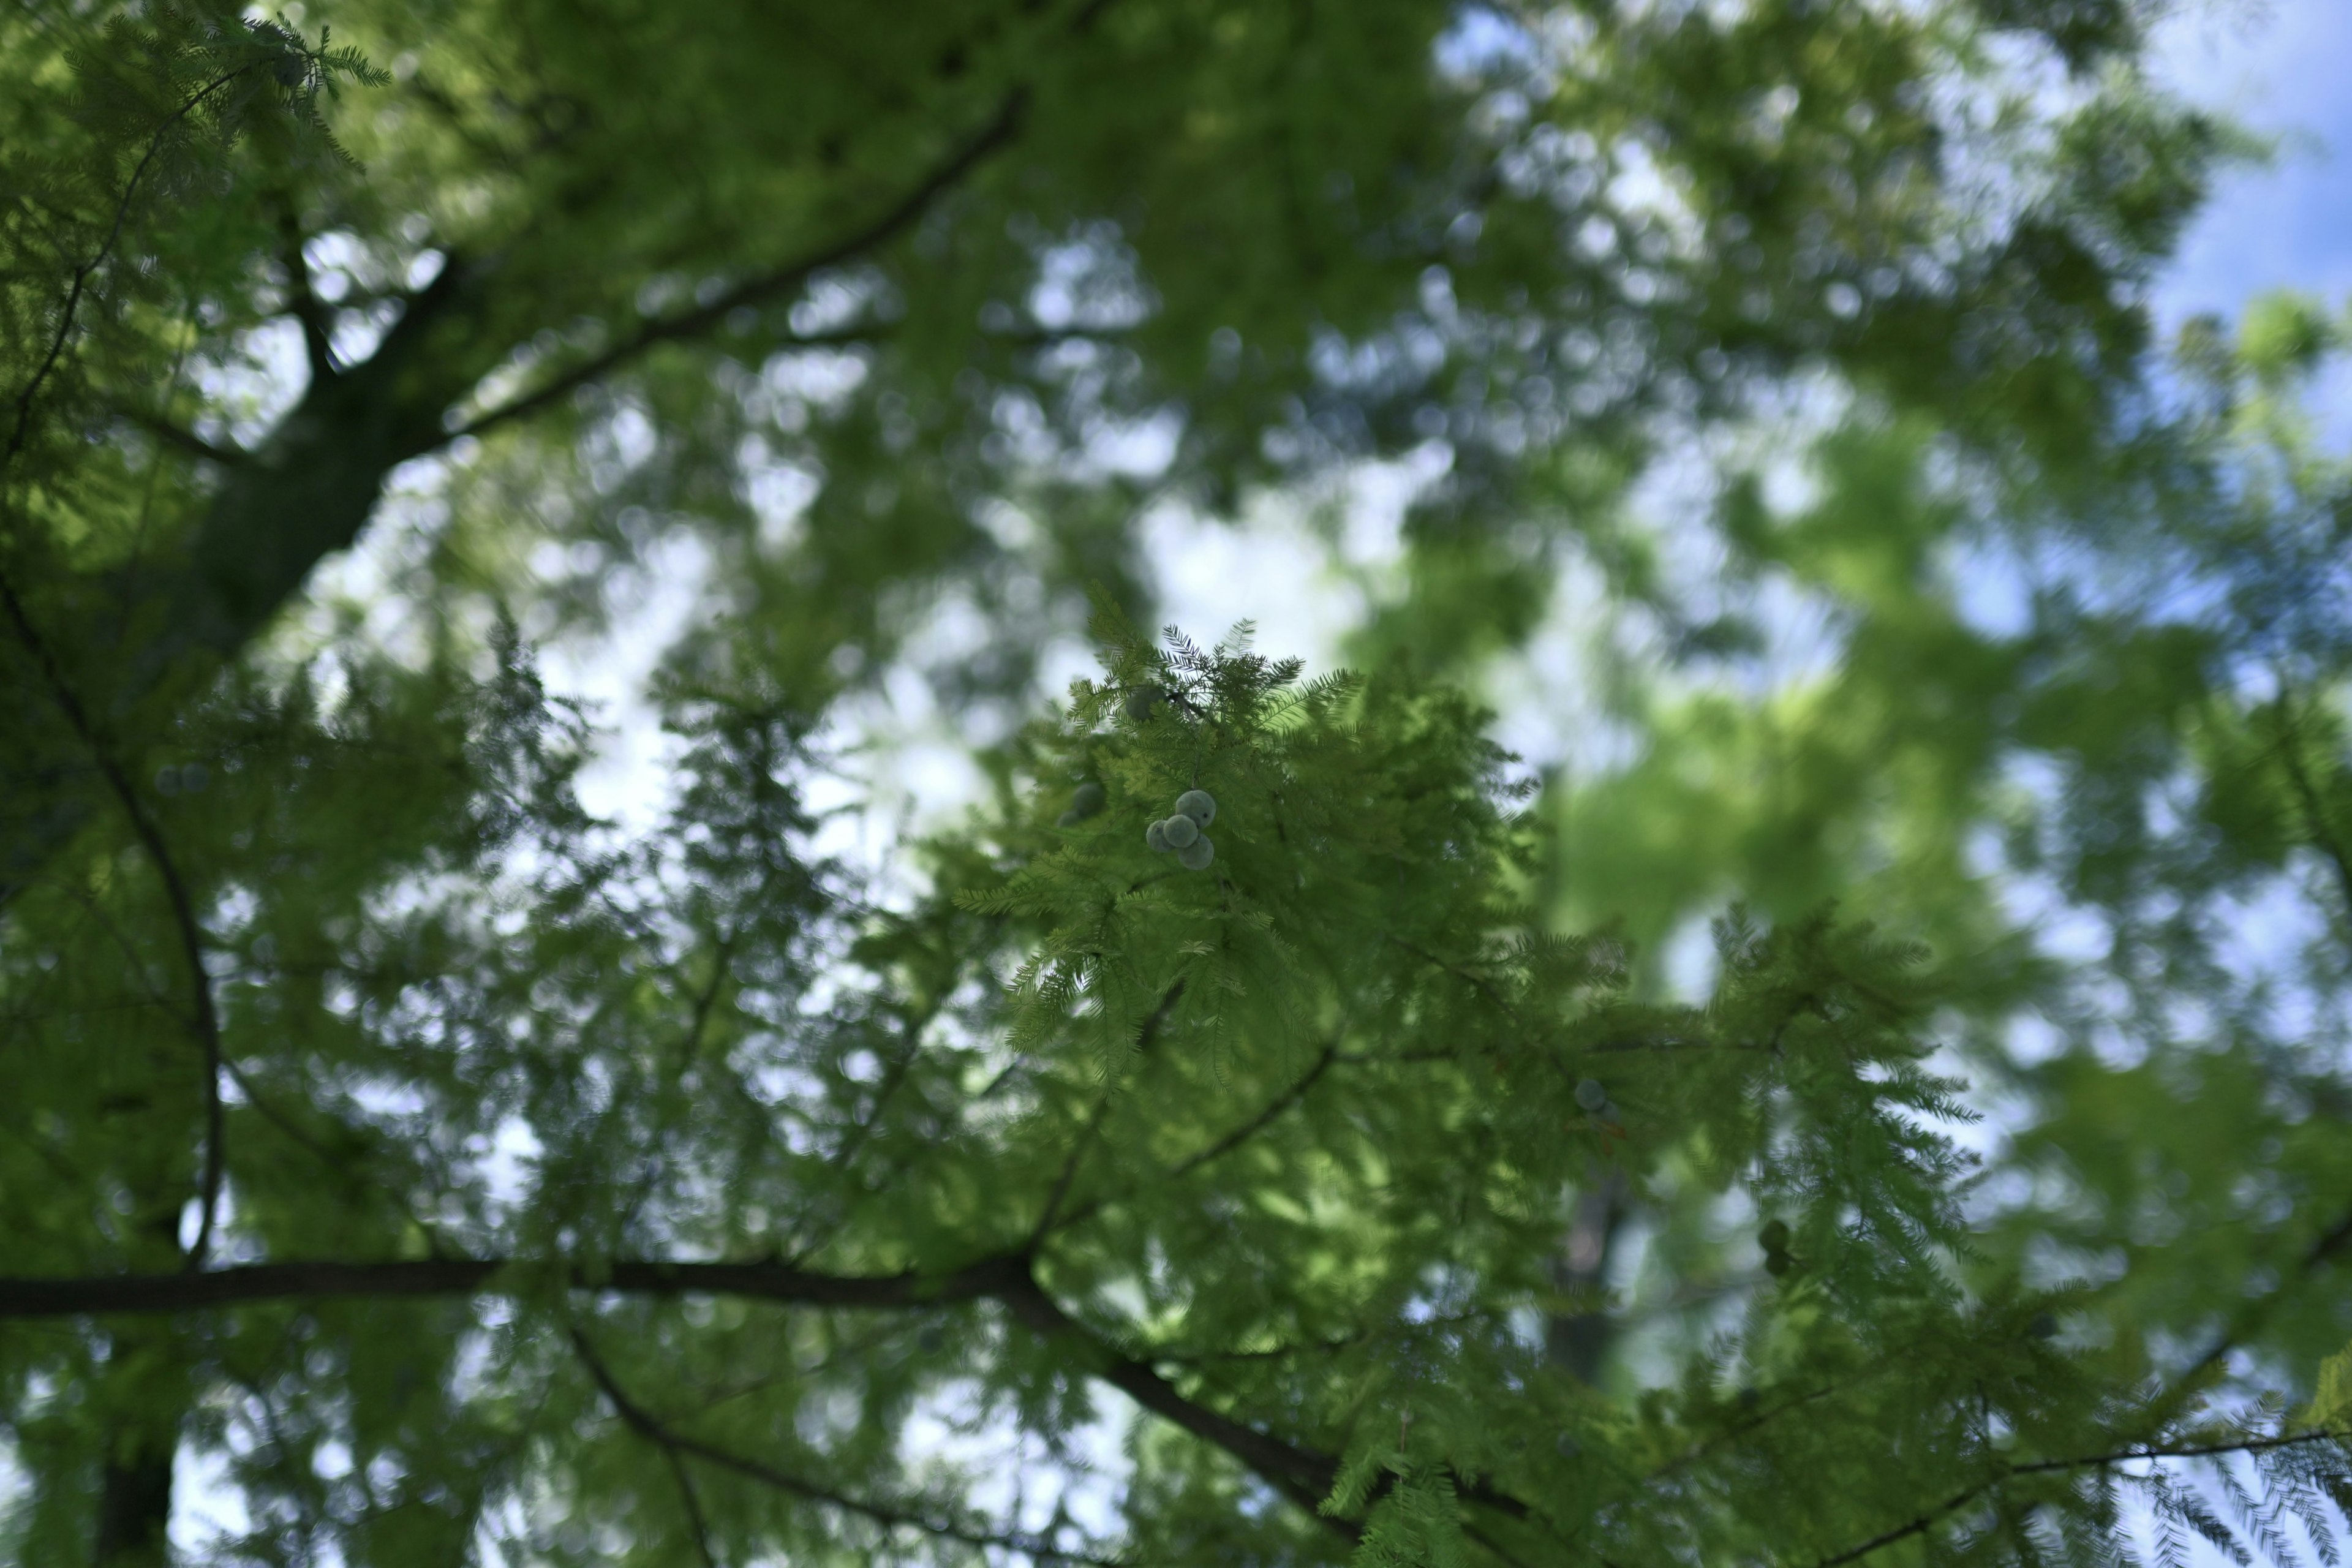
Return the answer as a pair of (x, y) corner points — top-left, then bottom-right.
(0, 582), (228, 1265)
(571, 1327), (1126, 1566)
(4, 57), (259, 476)
(447, 91), (1027, 445)
(1050, 1038), (1338, 1236)
(1001, 1266), (1535, 1537)
(992, 1265), (1354, 1532)
(1027, 978), (1185, 1245)
(0, 1248), (1545, 1551)
(1811, 1429), (2352, 1567)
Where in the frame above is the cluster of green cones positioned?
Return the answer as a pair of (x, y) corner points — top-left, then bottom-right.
(1145, 790), (1216, 871)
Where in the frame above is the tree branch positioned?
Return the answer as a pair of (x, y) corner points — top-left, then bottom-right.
(111, 405), (246, 465)
(1051, 1038), (1338, 1235)
(2, 58), (257, 477)
(569, 1329), (723, 1568)
(138, 806), (227, 1270)
(0, 1254), (1023, 1319)
(1811, 1429), (2352, 1567)
(1001, 1265), (1538, 1537)
(447, 92), (1027, 445)
(0, 1250), (1548, 1548)
(570, 1324), (1127, 1566)
(1027, 978), (1185, 1245)
(993, 1264), (1356, 1533)
(276, 197), (341, 382)
(0, 575), (228, 1265)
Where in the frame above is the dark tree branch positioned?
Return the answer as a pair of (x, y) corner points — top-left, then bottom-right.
(570, 1324), (1127, 1566)
(0, 1254), (1022, 1319)
(1004, 1264), (1536, 1536)
(0, 574), (228, 1266)
(569, 1330), (723, 1568)
(1027, 978), (1185, 1245)
(111, 405), (246, 465)
(1811, 1429), (2352, 1567)
(2, 59), (258, 477)
(276, 198), (341, 382)
(1051, 1038), (1338, 1236)
(0, 1250), (1548, 1549)
(993, 1264), (1356, 1534)
(134, 804), (227, 1270)
(447, 92), (1027, 445)
(1163, 1040), (1337, 1184)
(663, 1440), (723, 1568)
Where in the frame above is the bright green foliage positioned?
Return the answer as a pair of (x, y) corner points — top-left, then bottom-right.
(11, 600), (2352, 1564)
(1508, 295), (2352, 1564)
(6, 0), (2350, 1565)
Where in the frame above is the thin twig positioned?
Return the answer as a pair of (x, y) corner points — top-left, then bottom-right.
(571, 1330), (722, 1567)
(569, 1327), (1125, 1566)
(274, 195), (341, 381)
(3, 58), (258, 475)
(1811, 1428), (2352, 1567)
(1387, 932), (1530, 1028)
(1050, 1038), (1339, 1235)
(1027, 979), (1184, 1245)
(0, 617), (231, 1267)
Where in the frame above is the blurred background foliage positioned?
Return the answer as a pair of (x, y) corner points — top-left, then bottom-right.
(9, 0), (2352, 1561)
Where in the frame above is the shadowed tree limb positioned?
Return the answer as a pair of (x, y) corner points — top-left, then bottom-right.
(2, 91), (1036, 911)
(0, 1255), (1019, 1317)
(1812, 1429), (2352, 1567)
(1049, 1036), (1339, 1237)
(0, 566), (228, 1268)
(1027, 978), (1186, 1245)
(568, 1323), (1129, 1566)
(0, 1251), (1548, 1549)
(444, 91), (1027, 447)
(110, 407), (246, 466)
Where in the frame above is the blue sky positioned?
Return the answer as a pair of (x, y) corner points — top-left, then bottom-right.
(2155, 0), (2352, 424)
(2157, 1), (2352, 318)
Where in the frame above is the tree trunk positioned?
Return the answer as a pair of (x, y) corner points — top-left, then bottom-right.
(0, 261), (480, 910)
(1546, 1165), (1628, 1384)
(92, 1431), (173, 1568)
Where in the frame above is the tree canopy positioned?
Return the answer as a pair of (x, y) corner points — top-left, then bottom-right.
(7, 1), (2352, 1565)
